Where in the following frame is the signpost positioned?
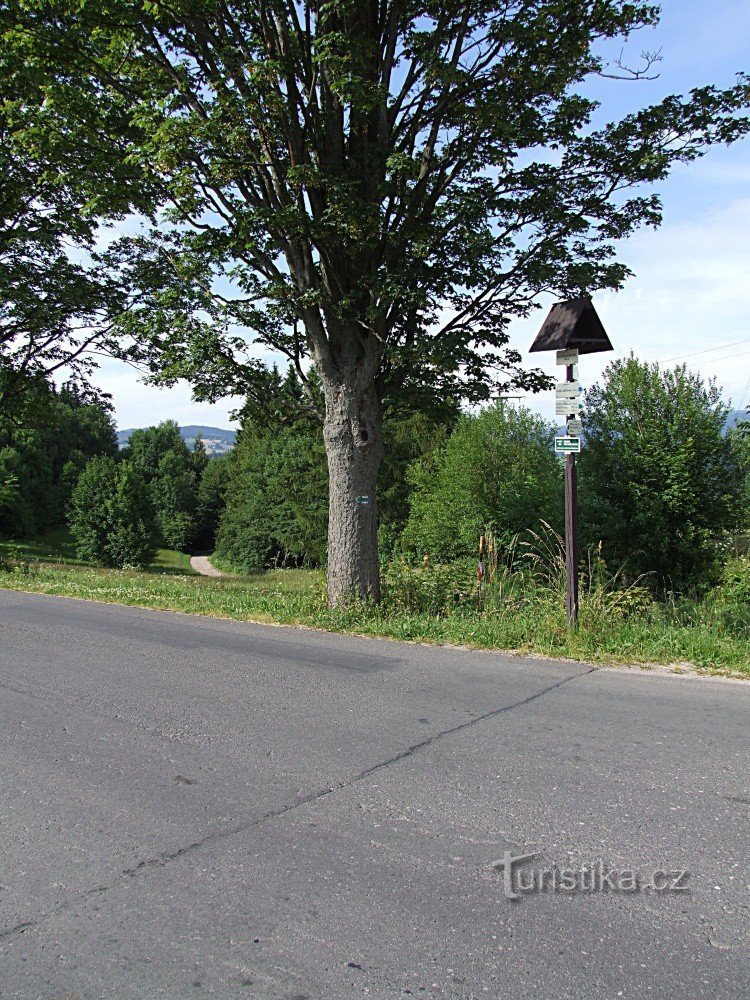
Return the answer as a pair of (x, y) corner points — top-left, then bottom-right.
(530, 297), (614, 627)
(555, 348), (579, 367)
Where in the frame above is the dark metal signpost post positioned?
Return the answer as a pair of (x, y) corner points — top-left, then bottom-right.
(530, 298), (613, 628)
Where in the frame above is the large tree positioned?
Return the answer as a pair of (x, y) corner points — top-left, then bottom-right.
(69, 456), (157, 568)
(6, 1), (749, 602)
(124, 421), (201, 549)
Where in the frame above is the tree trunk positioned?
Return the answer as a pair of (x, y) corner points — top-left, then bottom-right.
(323, 377), (383, 606)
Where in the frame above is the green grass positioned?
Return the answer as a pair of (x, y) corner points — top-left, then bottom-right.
(0, 539), (747, 676)
(0, 526), (81, 564)
(0, 529), (196, 576)
(151, 548), (197, 575)
(208, 554), (320, 591)
(206, 552), (239, 575)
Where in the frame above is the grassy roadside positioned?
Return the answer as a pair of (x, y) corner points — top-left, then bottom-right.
(0, 530), (197, 575)
(0, 534), (747, 676)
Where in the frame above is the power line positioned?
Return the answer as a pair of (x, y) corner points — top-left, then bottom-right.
(687, 350), (750, 367)
(660, 337), (750, 363)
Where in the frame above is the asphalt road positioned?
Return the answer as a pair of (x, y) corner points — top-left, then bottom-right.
(0, 590), (748, 999)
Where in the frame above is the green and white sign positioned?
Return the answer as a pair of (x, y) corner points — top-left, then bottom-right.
(556, 398), (584, 416)
(555, 436), (581, 454)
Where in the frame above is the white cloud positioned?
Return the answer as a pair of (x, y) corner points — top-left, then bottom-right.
(89, 359), (243, 431)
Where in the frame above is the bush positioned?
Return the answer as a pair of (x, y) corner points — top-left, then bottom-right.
(382, 557), (478, 615)
(703, 556), (750, 636)
(402, 403), (562, 560)
(69, 456), (157, 568)
(580, 356), (745, 593)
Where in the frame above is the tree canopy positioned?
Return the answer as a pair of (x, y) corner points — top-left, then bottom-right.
(0, 384), (118, 536)
(69, 455), (157, 568)
(124, 420), (203, 550)
(0, 3), (155, 419)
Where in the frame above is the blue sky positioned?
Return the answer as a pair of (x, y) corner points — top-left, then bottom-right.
(94, 1), (750, 430)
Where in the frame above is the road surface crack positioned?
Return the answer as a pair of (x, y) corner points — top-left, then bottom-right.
(1, 665), (596, 943)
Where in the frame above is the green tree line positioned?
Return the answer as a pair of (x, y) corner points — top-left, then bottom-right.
(0, 392), (229, 568)
(213, 358), (747, 594)
(1, 358), (746, 592)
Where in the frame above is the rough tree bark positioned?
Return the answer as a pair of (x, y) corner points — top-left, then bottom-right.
(322, 373), (384, 606)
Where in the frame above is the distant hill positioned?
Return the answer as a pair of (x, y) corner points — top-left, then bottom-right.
(117, 425), (236, 455)
(725, 409), (749, 431)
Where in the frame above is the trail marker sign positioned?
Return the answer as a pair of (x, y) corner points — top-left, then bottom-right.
(555, 381), (582, 397)
(555, 436), (581, 454)
(556, 398), (584, 416)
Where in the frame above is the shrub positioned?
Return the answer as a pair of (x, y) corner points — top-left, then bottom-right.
(580, 356), (745, 593)
(402, 403), (562, 560)
(381, 557), (478, 615)
(703, 556), (750, 636)
(69, 456), (157, 568)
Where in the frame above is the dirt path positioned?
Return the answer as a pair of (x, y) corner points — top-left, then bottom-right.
(189, 555), (224, 577)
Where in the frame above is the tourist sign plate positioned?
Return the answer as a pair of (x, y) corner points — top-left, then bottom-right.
(556, 398), (584, 416)
(555, 381), (582, 397)
(555, 436), (581, 454)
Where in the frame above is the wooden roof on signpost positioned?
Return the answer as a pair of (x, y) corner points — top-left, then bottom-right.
(529, 297), (613, 355)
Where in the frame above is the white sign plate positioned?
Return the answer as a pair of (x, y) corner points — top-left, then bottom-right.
(555, 436), (581, 453)
(555, 381), (582, 397)
(566, 418), (582, 436)
(556, 349), (579, 366)
(556, 398), (584, 416)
